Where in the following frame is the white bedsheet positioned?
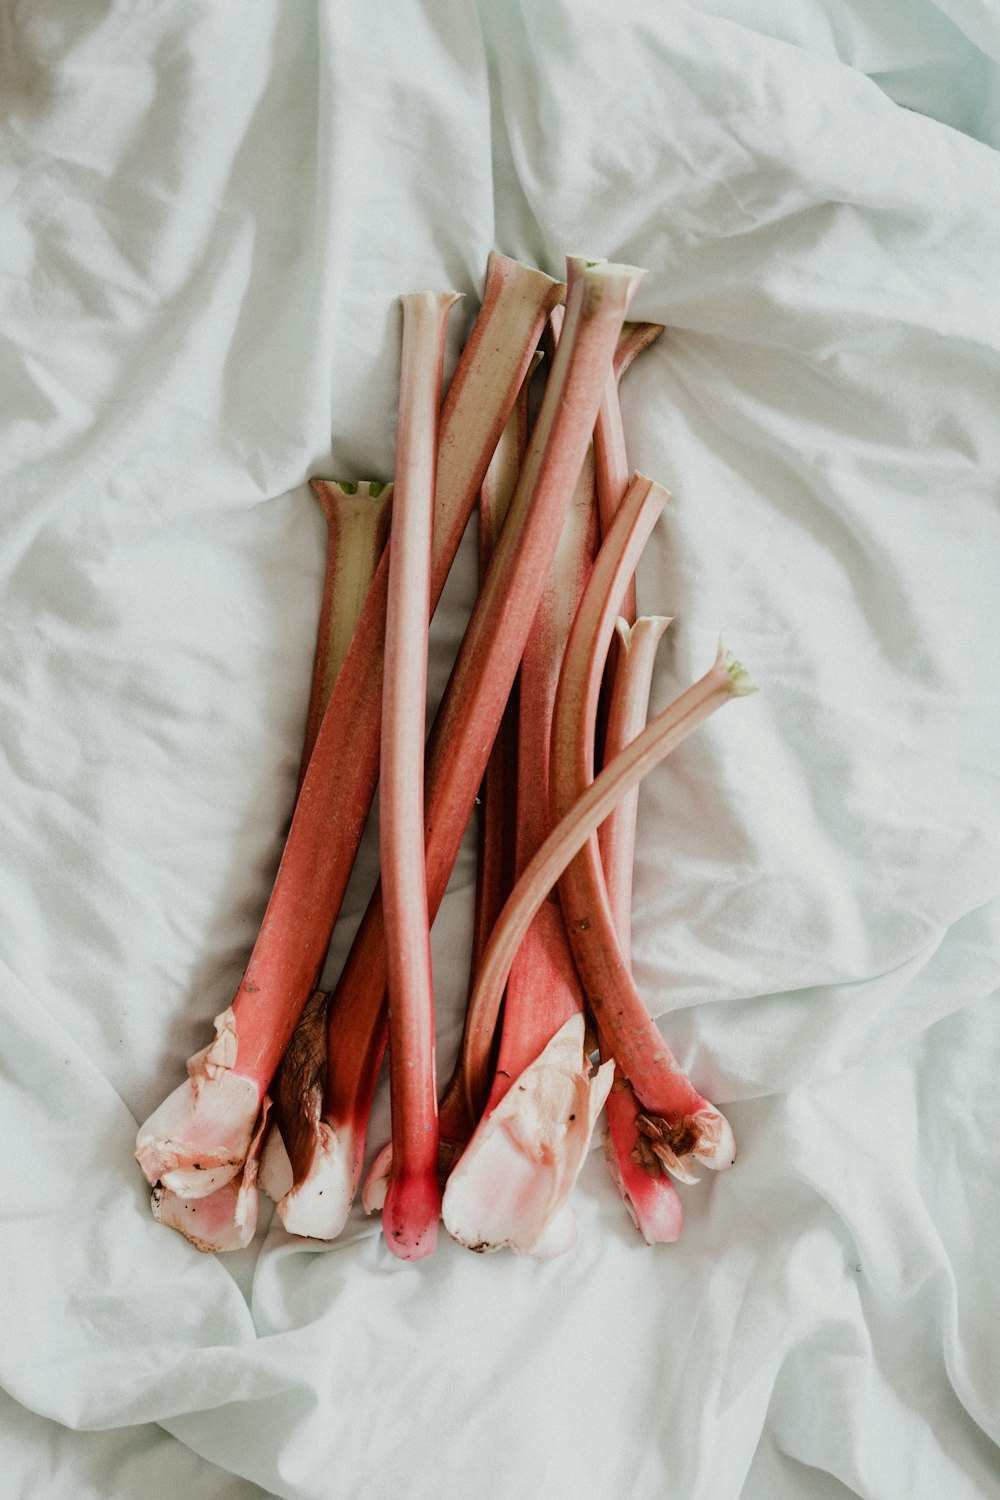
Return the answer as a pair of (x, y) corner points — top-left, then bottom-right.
(2, 2), (998, 1497)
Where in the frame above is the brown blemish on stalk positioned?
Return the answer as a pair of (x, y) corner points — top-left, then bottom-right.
(630, 1133), (663, 1178)
(636, 1111), (701, 1161)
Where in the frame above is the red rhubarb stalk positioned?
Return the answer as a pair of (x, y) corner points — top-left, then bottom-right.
(460, 640), (755, 1114)
(380, 290), (460, 1259)
(300, 481), (392, 774)
(313, 256), (646, 1240)
(136, 253), (563, 1201)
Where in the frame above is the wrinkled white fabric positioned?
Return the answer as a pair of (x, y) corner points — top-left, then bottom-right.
(1, 1), (998, 1497)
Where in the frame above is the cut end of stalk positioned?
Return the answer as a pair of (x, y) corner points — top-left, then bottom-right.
(258, 1115), (361, 1241)
(566, 256), (647, 318)
(716, 637), (757, 697)
(311, 479), (392, 504)
(382, 1171), (440, 1261)
(443, 1014), (613, 1258)
(135, 1011), (261, 1198)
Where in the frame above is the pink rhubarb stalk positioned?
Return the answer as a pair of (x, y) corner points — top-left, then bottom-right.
(550, 483), (739, 1178)
(461, 640), (755, 1117)
(300, 480), (393, 775)
(379, 290), (460, 1259)
(135, 254), (562, 1203)
(597, 616), (684, 1242)
(311, 256), (646, 1241)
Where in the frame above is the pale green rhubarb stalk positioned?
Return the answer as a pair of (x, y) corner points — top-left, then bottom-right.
(598, 616), (684, 1242)
(456, 639), (755, 1128)
(440, 473), (667, 1255)
(379, 290), (460, 1260)
(550, 477), (739, 1180)
(299, 480), (393, 775)
(135, 253), (563, 1206)
(292, 255), (646, 1243)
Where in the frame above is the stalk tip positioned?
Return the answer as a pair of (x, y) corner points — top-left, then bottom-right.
(715, 636), (757, 696)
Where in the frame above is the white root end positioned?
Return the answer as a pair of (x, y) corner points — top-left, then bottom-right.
(442, 1013), (613, 1258)
(521, 1201), (579, 1260)
(135, 1009), (261, 1199)
(258, 1117), (362, 1241)
(150, 1100), (270, 1253)
(361, 1141), (394, 1214)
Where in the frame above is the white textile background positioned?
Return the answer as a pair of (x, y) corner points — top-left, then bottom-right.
(1, 2), (998, 1497)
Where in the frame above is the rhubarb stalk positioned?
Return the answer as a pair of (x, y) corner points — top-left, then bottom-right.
(136, 253), (563, 1202)
(379, 290), (459, 1259)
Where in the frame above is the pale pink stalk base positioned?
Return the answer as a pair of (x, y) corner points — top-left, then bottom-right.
(601, 1077), (683, 1243)
(380, 291), (460, 1262)
(300, 480), (393, 775)
(442, 1014), (613, 1257)
(150, 1101), (270, 1252)
(135, 1008), (261, 1199)
(596, 615), (683, 1240)
(462, 643), (755, 1117)
(136, 254), (562, 1210)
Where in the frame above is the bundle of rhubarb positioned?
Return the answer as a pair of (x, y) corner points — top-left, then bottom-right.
(135, 253), (755, 1262)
